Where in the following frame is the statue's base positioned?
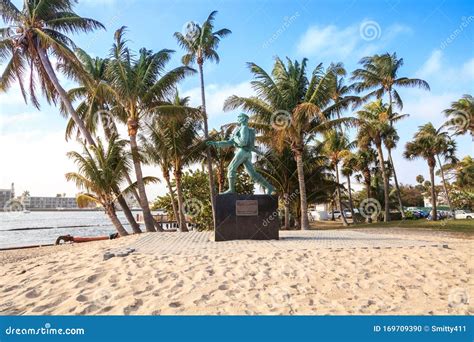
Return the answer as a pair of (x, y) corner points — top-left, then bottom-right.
(214, 194), (279, 241)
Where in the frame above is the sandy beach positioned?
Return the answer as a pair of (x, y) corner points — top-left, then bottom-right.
(0, 229), (472, 315)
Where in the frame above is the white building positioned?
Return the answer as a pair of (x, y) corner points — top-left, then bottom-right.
(24, 196), (78, 210)
(0, 183), (15, 210)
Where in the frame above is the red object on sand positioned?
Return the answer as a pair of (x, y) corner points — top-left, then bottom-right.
(55, 233), (118, 245)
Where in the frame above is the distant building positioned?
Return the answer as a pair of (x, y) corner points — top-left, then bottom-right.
(0, 183), (15, 210)
(423, 194), (448, 208)
(24, 196), (79, 210)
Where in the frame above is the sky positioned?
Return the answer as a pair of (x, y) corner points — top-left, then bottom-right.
(0, 0), (473, 200)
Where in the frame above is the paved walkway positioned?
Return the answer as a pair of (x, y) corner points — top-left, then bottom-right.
(115, 230), (447, 257)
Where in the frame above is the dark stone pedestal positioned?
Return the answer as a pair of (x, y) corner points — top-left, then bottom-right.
(214, 194), (279, 241)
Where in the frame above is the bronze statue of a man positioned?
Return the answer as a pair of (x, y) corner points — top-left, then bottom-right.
(207, 113), (275, 194)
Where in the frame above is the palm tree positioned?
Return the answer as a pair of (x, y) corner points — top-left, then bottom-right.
(62, 49), (113, 140)
(382, 122), (406, 217)
(404, 123), (454, 221)
(352, 53), (430, 218)
(144, 92), (202, 232)
(443, 94), (473, 138)
(224, 58), (352, 230)
(351, 53), (430, 110)
(66, 136), (134, 236)
(436, 138), (457, 218)
(106, 27), (194, 232)
(174, 11), (232, 221)
(351, 148), (377, 223)
(0, 0), (104, 146)
(255, 145), (297, 229)
(208, 127), (236, 193)
(142, 133), (179, 227)
(356, 100), (393, 221)
(328, 71), (360, 123)
(62, 48), (141, 233)
(323, 130), (355, 226)
(341, 153), (356, 219)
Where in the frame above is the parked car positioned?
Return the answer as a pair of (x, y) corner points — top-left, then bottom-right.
(330, 210), (342, 219)
(411, 210), (428, 219)
(343, 209), (353, 218)
(454, 210), (473, 219)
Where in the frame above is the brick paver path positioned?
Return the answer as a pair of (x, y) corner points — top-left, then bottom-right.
(117, 230), (447, 257)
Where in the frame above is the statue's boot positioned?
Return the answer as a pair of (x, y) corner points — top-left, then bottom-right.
(221, 176), (236, 194)
(253, 174), (275, 195)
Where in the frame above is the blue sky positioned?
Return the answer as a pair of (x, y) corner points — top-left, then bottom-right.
(0, 0), (473, 198)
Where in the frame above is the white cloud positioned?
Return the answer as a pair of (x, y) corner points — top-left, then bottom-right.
(0, 128), (167, 199)
(0, 85), (27, 107)
(401, 90), (460, 125)
(416, 50), (442, 78)
(0, 130), (79, 197)
(296, 25), (358, 59)
(461, 58), (474, 80)
(296, 21), (411, 60)
(182, 81), (253, 127)
(0, 112), (42, 130)
(415, 50), (474, 85)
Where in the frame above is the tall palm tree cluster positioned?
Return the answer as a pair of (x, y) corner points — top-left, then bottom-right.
(1, 1), (470, 233)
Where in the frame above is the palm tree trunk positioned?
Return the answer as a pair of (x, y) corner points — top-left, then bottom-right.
(294, 151), (309, 230)
(174, 169), (189, 232)
(284, 192), (290, 229)
(346, 174), (355, 220)
(436, 154), (454, 218)
(387, 148), (405, 219)
(198, 62), (217, 225)
(217, 163), (225, 193)
(106, 206), (129, 236)
(129, 133), (156, 232)
(37, 46), (95, 146)
(116, 193), (142, 233)
(163, 171), (179, 225)
(335, 164), (349, 226)
(101, 115), (142, 205)
(429, 164), (438, 221)
(375, 141), (390, 222)
(364, 170), (372, 223)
